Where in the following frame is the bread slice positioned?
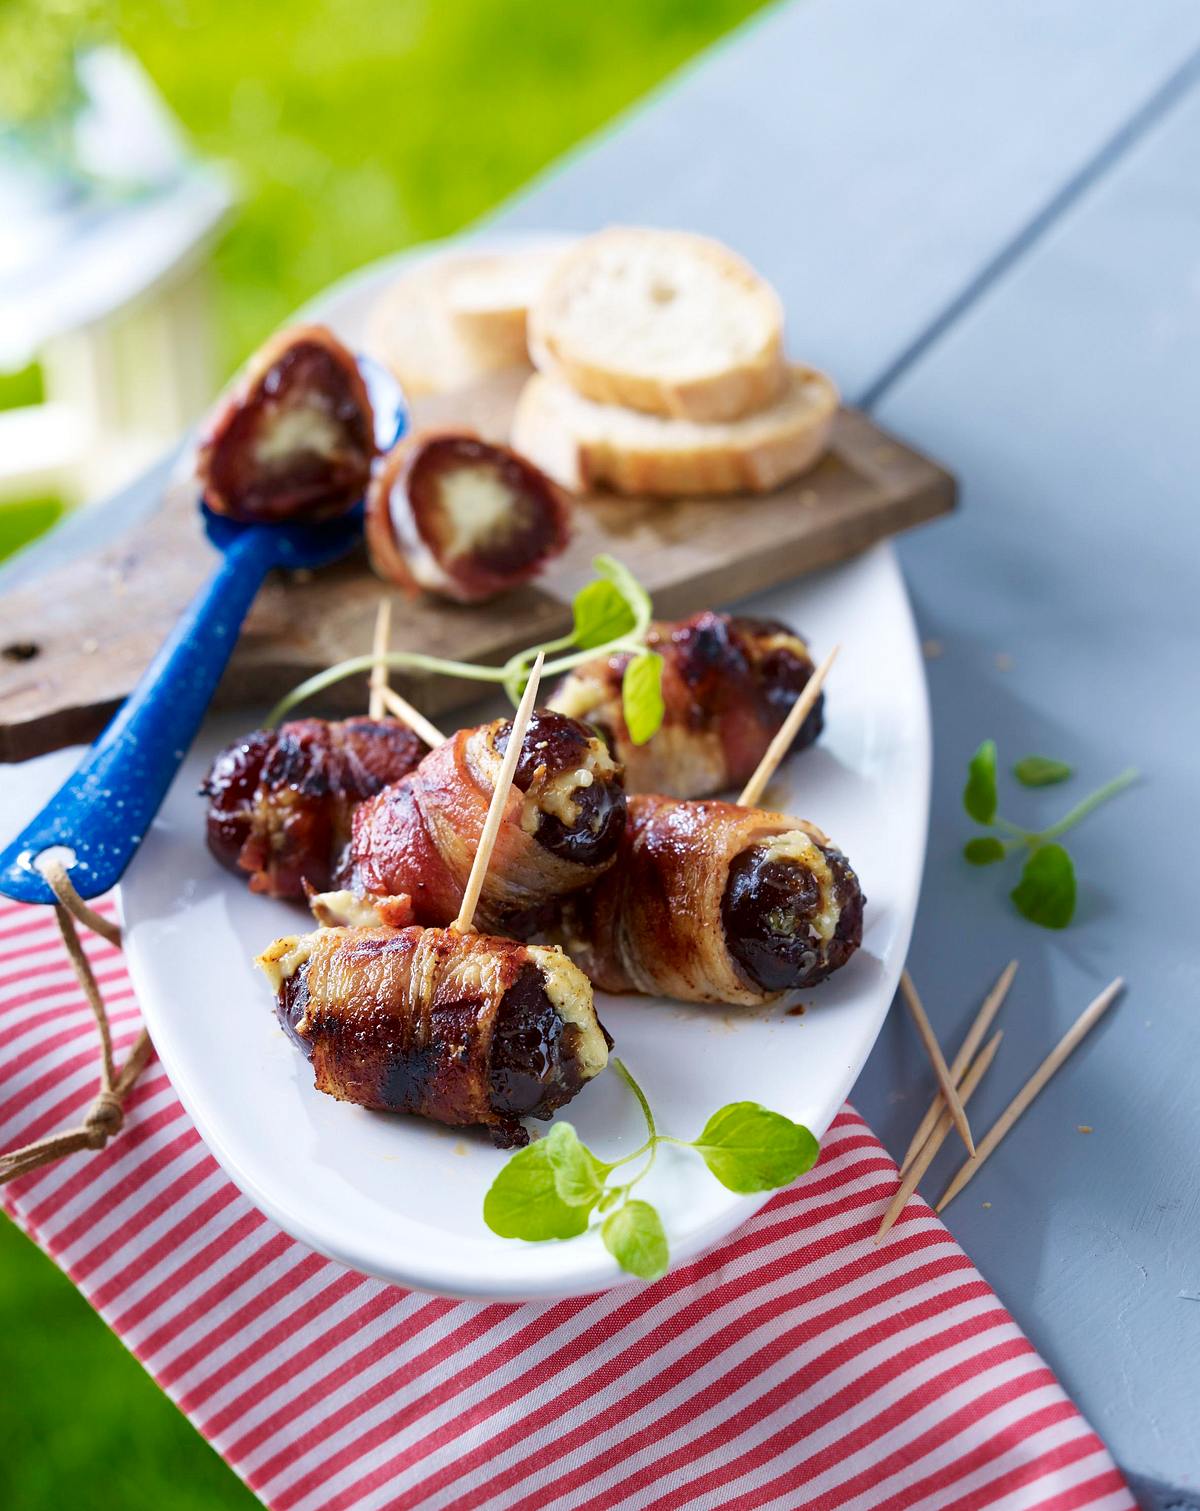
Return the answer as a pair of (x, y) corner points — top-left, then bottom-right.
(442, 247), (564, 365)
(511, 364), (837, 498)
(528, 227), (785, 422)
(365, 249), (562, 395)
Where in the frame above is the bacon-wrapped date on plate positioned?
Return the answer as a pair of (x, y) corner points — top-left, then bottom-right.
(202, 716), (426, 899)
(256, 925), (608, 1147)
(365, 429), (570, 603)
(566, 794), (863, 1007)
(549, 611), (823, 798)
(197, 324), (376, 523)
(337, 710), (624, 935)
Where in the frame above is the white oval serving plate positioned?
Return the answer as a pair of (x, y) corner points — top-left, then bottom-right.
(120, 236), (930, 1301)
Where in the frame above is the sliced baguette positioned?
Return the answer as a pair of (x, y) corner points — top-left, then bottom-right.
(365, 249), (562, 395)
(442, 247), (564, 365)
(511, 364), (838, 498)
(528, 227), (785, 422)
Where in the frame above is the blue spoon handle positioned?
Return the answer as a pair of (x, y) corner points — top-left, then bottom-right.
(0, 525), (281, 905)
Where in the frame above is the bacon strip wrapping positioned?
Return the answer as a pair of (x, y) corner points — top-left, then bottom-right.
(566, 795), (863, 1006)
(549, 611), (823, 798)
(197, 324), (375, 523)
(202, 716), (425, 899)
(341, 710), (624, 935)
(256, 925), (609, 1147)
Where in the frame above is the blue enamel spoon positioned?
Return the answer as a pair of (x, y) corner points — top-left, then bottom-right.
(0, 356), (405, 906)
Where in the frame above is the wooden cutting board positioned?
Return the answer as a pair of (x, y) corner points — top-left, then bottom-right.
(0, 370), (954, 761)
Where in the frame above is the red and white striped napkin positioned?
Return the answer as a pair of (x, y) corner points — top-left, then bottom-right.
(1, 897), (1133, 1511)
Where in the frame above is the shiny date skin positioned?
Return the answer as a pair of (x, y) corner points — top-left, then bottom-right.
(722, 841), (864, 993)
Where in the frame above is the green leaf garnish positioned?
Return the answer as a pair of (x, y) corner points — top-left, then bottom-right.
(267, 553), (656, 725)
(963, 740), (998, 824)
(593, 552), (653, 629)
(962, 741), (1134, 929)
(1010, 843), (1076, 929)
(622, 651), (665, 746)
(689, 1102), (819, 1193)
(571, 579), (637, 652)
(602, 1201), (668, 1281)
(1013, 756), (1072, 787)
(482, 1139), (591, 1241)
(482, 1060), (819, 1282)
(963, 836), (1006, 866)
(543, 1122), (611, 1208)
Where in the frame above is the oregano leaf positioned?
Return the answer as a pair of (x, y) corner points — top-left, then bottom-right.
(1010, 843), (1076, 929)
(602, 1200), (669, 1281)
(482, 1139), (592, 1241)
(690, 1102), (819, 1194)
(543, 1123), (611, 1208)
(963, 740), (999, 825)
(571, 580), (636, 651)
(1014, 756), (1072, 788)
(964, 836), (1006, 866)
(622, 651), (665, 746)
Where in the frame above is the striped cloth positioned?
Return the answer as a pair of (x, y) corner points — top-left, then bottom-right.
(1, 896), (1134, 1511)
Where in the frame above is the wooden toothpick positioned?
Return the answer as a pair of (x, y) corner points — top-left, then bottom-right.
(737, 645), (840, 808)
(452, 653), (544, 934)
(935, 977), (1123, 1215)
(368, 598), (392, 720)
(900, 960), (1018, 1175)
(366, 596), (446, 747)
(876, 1029), (1003, 1243)
(900, 971), (976, 1157)
(379, 685), (446, 750)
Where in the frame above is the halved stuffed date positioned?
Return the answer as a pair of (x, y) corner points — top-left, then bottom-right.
(202, 716), (426, 899)
(365, 429), (570, 603)
(337, 710), (625, 935)
(549, 611), (823, 798)
(566, 794), (863, 1006)
(197, 324), (375, 523)
(256, 924), (608, 1147)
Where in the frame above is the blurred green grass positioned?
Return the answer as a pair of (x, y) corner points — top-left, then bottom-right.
(122, 0), (767, 375)
(1, 1), (766, 1504)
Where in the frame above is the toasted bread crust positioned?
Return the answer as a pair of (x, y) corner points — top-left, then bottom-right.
(511, 364), (838, 498)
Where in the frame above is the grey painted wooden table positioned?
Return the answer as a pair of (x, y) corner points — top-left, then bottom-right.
(4, 2), (1198, 1502)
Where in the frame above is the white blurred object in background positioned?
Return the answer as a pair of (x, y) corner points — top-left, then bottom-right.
(0, 45), (234, 512)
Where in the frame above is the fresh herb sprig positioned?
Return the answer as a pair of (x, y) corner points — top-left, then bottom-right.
(962, 740), (1137, 928)
(483, 1059), (818, 1281)
(266, 554), (666, 745)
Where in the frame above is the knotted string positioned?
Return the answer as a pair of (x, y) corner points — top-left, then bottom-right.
(0, 860), (154, 1184)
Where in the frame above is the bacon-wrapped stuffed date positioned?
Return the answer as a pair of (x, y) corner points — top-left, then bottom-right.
(549, 611), (823, 798)
(197, 324), (375, 523)
(339, 710), (624, 935)
(567, 794), (863, 1006)
(365, 430), (570, 603)
(202, 716), (425, 899)
(256, 925), (608, 1147)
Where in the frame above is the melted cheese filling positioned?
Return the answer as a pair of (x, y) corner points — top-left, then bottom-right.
(762, 830), (840, 943)
(527, 945), (609, 1078)
(255, 404), (342, 465)
(547, 672), (608, 723)
(436, 466), (521, 560)
(254, 932), (321, 994)
(306, 890), (383, 928)
(471, 725), (616, 835)
(754, 630), (811, 662)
